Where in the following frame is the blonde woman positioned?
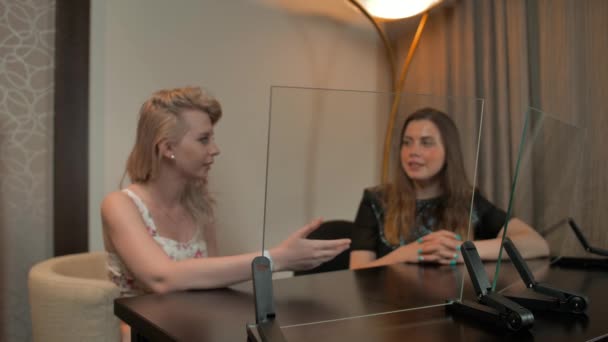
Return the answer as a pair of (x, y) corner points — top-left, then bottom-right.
(102, 86), (351, 340)
(349, 108), (548, 269)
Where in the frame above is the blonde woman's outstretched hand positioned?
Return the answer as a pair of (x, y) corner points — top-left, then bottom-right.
(270, 219), (351, 272)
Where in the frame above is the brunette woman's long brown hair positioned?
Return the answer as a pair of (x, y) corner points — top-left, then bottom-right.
(123, 86), (222, 228)
(383, 107), (472, 245)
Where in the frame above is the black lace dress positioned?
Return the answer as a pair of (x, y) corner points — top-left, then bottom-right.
(351, 186), (507, 258)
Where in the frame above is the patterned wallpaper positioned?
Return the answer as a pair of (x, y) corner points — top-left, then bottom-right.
(0, 0), (55, 341)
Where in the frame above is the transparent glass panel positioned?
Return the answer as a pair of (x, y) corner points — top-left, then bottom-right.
(498, 107), (585, 286)
(262, 86), (484, 326)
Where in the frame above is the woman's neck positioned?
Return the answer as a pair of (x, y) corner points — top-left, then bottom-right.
(413, 179), (442, 200)
(141, 168), (188, 208)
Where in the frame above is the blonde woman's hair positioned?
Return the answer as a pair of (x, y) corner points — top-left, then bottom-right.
(383, 107), (472, 245)
(124, 86), (222, 227)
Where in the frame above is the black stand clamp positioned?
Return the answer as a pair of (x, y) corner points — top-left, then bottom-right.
(551, 218), (608, 269)
(502, 237), (588, 314)
(246, 256), (287, 342)
(447, 241), (535, 332)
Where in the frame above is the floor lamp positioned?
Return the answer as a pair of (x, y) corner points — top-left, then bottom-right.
(347, 0), (441, 183)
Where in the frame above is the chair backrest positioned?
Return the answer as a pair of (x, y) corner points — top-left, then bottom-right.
(294, 220), (354, 276)
(28, 251), (121, 342)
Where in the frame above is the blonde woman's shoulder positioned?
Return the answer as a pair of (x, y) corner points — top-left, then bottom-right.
(100, 190), (139, 226)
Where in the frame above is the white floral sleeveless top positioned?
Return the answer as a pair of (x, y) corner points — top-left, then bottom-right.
(107, 189), (208, 297)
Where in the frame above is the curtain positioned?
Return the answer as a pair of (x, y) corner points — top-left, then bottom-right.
(386, 0), (608, 255)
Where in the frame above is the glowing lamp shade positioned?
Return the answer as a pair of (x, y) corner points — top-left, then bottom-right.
(357, 0), (442, 19)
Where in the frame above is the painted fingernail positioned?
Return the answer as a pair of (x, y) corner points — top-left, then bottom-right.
(418, 255), (424, 261)
(417, 248), (423, 254)
(450, 259), (457, 266)
(455, 234), (462, 241)
(453, 253), (458, 259)
(417, 237), (423, 243)
(456, 245), (461, 251)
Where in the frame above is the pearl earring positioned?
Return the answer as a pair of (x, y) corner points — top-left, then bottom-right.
(170, 154), (175, 159)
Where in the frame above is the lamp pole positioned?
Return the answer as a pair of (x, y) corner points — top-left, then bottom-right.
(348, 0), (429, 183)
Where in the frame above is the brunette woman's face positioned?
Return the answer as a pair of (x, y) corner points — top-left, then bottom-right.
(171, 110), (220, 180)
(400, 119), (446, 185)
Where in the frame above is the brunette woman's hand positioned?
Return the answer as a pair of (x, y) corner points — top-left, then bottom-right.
(416, 230), (463, 265)
(387, 241), (430, 263)
(270, 218), (351, 272)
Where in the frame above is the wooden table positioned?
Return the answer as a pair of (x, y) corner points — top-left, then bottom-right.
(115, 260), (608, 341)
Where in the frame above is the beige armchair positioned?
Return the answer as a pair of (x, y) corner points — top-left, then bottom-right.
(28, 251), (121, 342)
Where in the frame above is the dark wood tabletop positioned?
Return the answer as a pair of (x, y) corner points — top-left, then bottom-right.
(115, 259), (608, 341)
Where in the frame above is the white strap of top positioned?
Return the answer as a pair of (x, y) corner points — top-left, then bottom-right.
(122, 189), (158, 232)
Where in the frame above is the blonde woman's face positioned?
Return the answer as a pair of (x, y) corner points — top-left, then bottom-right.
(400, 119), (445, 185)
(172, 110), (220, 180)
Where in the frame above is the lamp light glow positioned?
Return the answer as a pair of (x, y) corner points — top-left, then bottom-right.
(357, 0), (442, 19)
